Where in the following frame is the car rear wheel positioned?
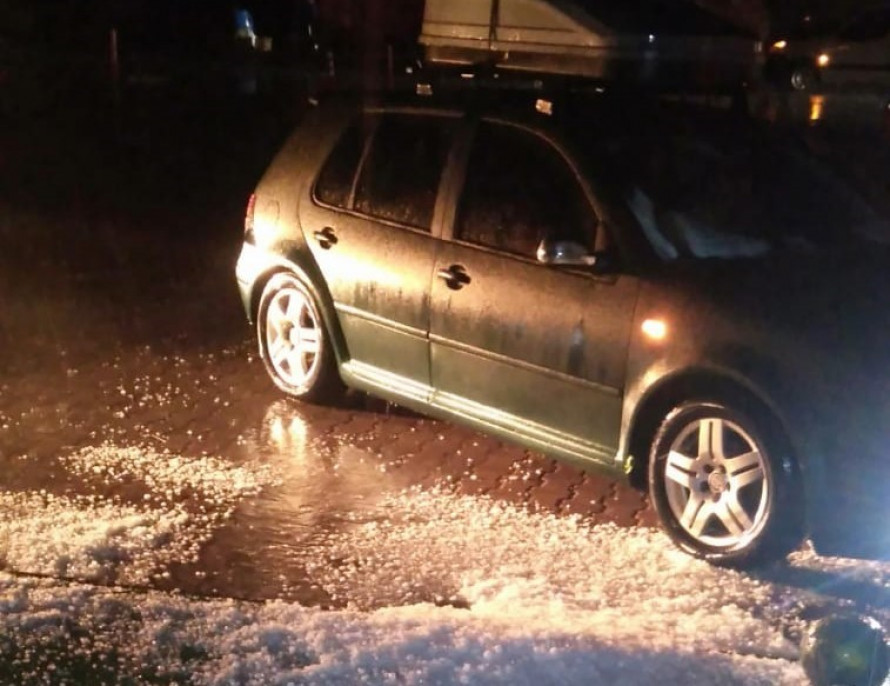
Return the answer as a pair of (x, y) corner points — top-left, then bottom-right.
(257, 273), (343, 403)
(648, 401), (803, 567)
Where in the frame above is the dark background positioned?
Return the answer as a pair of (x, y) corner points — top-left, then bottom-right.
(0, 1), (883, 51)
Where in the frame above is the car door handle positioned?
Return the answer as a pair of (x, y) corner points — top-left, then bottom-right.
(313, 226), (338, 249)
(436, 264), (471, 290)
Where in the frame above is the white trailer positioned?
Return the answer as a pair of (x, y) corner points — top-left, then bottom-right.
(419, 0), (761, 88)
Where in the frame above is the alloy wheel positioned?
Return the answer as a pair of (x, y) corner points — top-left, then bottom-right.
(661, 416), (771, 549)
(264, 284), (322, 390)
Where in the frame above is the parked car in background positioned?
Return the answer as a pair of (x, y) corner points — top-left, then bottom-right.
(766, 3), (890, 90)
(236, 83), (890, 568)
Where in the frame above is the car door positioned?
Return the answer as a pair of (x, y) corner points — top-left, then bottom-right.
(429, 120), (639, 462)
(300, 110), (460, 396)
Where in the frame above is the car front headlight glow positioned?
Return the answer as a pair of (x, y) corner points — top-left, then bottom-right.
(642, 318), (668, 342)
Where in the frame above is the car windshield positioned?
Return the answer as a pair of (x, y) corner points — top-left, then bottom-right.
(576, 107), (888, 260)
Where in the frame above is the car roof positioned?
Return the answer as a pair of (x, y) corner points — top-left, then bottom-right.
(350, 75), (748, 137)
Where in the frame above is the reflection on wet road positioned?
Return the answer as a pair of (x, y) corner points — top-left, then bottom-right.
(760, 90), (889, 129)
(0, 295), (654, 608)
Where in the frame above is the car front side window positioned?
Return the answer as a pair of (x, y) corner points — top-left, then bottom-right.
(456, 122), (598, 258)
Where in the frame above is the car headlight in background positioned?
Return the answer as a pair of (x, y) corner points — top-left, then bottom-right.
(817, 53), (831, 68)
(770, 40), (788, 52)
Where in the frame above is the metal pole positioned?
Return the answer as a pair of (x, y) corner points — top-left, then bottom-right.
(110, 26), (121, 138)
(110, 27), (120, 84)
(363, 0), (384, 96)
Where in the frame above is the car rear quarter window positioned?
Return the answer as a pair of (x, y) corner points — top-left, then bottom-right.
(457, 122), (597, 258)
(353, 114), (457, 230)
(315, 123), (364, 209)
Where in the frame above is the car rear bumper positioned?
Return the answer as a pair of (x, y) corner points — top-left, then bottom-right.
(235, 242), (268, 324)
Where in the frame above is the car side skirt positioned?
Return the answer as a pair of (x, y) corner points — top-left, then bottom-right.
(341, 359), (621, 473)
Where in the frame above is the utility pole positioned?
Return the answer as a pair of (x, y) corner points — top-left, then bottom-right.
(363, 0), (384, 95)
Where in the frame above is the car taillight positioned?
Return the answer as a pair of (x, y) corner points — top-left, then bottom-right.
(244, 193), (256, 244)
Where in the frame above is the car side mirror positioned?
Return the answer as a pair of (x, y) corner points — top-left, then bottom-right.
(536, 238), (602, 269)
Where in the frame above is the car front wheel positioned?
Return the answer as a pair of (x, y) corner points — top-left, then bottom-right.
(648, 401), (803, 567)
(257, 272), (343, 403)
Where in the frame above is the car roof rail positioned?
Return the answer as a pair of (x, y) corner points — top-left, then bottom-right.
(305, 55), (749, 120)
(408, 61), (749, 116)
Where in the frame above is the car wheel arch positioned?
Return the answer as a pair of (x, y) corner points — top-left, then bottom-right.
(250, 261), (350, 369)
(624, 368), (799, 493)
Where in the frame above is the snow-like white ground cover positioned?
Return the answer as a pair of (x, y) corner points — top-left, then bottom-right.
(1, 442), (889, 684)
(0, 444), (277, 586)
(0, 566), (804, 686)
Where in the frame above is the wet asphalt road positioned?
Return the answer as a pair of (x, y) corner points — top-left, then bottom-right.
(0, 254), (654, 608)
(1, 74), (890, 609)
(0, 224), (654, 607)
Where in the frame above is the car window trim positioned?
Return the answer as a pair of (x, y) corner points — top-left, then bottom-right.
(311, 109), (462, 237)
(310, 113), (376, 213)
(347, 115), (380, 211)
(446, 230), (620, 284)
(431, 115), (474, 241)
(447, 116), (603, 254)
(358, 107), (464, 239)
(352, 110), (462, 234)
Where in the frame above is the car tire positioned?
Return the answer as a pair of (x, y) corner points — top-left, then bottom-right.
(257, 272), (344, 403)
(648, 401), (803, 568)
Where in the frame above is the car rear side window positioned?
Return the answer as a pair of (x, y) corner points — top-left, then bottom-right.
(354, 114), (456, 231)
(457, 122), (597, 258)
(315, 123), (364, 209)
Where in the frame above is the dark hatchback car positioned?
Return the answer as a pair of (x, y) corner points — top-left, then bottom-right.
(236, 87), (890, 567)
